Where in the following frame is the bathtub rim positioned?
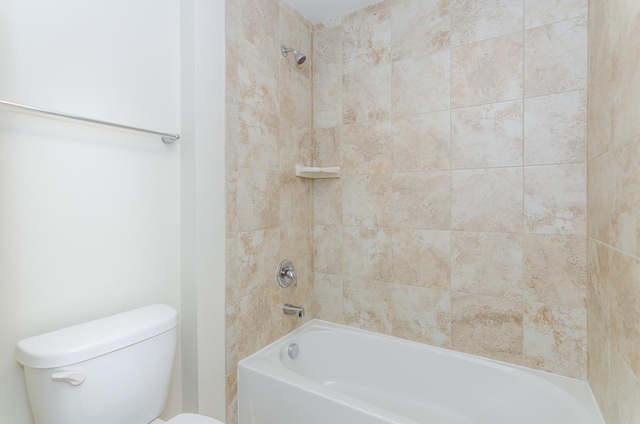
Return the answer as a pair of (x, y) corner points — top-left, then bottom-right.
(238, 319), (604, 424)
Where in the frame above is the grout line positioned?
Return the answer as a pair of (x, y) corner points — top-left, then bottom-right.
(589, 237), (640, 262)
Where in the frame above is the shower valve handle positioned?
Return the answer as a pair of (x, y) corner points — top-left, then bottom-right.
(277, 259), (298, 288)
(283, 268), (297, 286)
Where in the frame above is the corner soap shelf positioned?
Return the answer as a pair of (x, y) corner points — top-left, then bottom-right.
(295, 165), (341, 179)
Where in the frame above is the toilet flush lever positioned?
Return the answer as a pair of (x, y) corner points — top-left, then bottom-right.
(51, 371), (86, 386)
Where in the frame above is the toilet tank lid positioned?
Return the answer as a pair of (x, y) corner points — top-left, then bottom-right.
(15, 304), (178, 369)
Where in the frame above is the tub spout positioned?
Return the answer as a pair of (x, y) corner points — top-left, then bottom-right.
(283, 303), (304, 318)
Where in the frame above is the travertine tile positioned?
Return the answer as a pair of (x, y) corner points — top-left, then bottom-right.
(238, 0), (279, 52)
(279, 175), (311, 228)
(226, 39), (239, 107)
(610, 20), (640, 147)
(610, 248), (640, 377)
(237, 39), (278, 112)
(226, 371), (238, 424)
(587, 239), (611, 335)
(313, 24), (342, 82)
(451, 100), (523, 169)
(452, 232), (524, 301)
(391, 0), (450, 60)
(524, 90), (586, 165)
(313, 75), (342, 129)
(391, 229), (451, 290)
(313, 179), (342, 226)
(392, 110), (450, 172)
(313, 126), (341, 167)
(226, 103), (239, 172)
(237, 168), (279, 232)
(588, 151), (615, 243)
(226, 172), (238, 238)
(451, 293), (524, 364)
(392, 50), (450, 116)
(226, 305), (238, 374)
(343, 227), (393, 281)
(225, 0), (241, 43)
(388, 284), (451, 348)
(343, 277), (392, 334)
(314, 225), (342, 274)
(524, 164), (586, 235)
(342, 120), (393, 175)
(280, 0), (312, 31)
(237, 285), (283, 359)
(610, 137), (640, 257)
(609, 0), (640, 52)
(587, 324), (610, 419)
(524, 0), (587, 29)
(587, 61), (613, 160)
(342, 174), (392, 227)
(451, 33), (523, 108)
(238, 229), (280, 296)
(523, 303), (587, 379)
(524, 16), (587, 97)
(279, 119), (312, 175)
(609, 348), (640, 424)
(451, 0), (523, 46)
(226, 238), (239, 307)
(342, 4), (392, 74)
(391, 172), (450, 230)
(313, 273), (344, 323)
(524, 234), (586, 308)
(587, 0), (610, 80)
(238, 104), (279, 171)
(343, 64), (392, 125)
(280, 61), (312, 126)
(452, 167), (523, 232)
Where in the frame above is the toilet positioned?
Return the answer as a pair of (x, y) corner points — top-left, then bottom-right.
(15, 304), (223, 424)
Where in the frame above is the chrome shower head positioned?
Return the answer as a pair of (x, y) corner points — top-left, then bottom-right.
(281, 46), (307, 65)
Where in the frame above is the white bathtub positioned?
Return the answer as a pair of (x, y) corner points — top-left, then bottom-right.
(238, 320), (603, 424)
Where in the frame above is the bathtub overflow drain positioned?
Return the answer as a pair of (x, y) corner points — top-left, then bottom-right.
(288, 343), (299, 359)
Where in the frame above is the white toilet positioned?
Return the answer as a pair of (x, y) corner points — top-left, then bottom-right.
(15, 304), (223, 424)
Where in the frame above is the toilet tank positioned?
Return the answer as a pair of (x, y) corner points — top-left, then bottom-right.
(15, 304), (179, 424)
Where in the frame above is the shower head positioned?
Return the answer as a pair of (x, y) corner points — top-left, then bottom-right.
(281, 46), (307, 65)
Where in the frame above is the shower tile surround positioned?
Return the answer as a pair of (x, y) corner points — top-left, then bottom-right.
(225, 1), (314, 422)
(587, 0), (640, 422)
(310, 0), (588, 380)
(225, 0), (598, 422)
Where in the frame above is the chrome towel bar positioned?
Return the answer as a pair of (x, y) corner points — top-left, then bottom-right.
(0, 99), (180, 143)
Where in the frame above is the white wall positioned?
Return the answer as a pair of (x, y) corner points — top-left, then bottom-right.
(0, 1), (182, 422)
(180, 0), (227, 419)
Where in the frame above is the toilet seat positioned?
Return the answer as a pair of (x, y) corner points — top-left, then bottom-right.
(166, 413), (224, 424)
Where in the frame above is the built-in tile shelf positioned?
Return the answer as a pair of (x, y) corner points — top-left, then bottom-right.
(295, 165), (341, 179)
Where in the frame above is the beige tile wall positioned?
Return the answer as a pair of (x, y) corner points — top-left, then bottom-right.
(224, 0), (605, 421)
(311, 0), (588, 380)
(587, 0), (640, 422)
(225, 1), (314, 422)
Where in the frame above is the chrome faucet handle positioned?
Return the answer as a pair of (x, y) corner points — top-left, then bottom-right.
(276, 259), (298, 288)
(285, 268), (298, 287)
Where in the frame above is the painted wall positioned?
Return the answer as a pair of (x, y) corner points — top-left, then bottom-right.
(311, 0), (589, 379)
(180, 0), (227, 420)
(0, 1), (182, 422)
(587, 0), (640, 422)
(224, 0), (315, 423)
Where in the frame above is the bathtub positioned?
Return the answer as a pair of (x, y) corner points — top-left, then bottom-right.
(238, 320), (604, 424)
